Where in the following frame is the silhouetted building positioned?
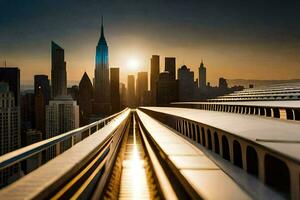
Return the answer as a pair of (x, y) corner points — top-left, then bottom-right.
(150, 55), (160, 105)
(219, 77), (228, 90)
(127, 75), (135, 107)
(21, 92), (35, 146)
(0, 67), (20, 106)
(51, 41), (67, 98)
(110, 68), (120, 114)
(35, 87), (46, 137)
(120, 83), (127, 109)
(78, 72), (93, 126)
(67, 85), (79, 100)
(165, 57), (176, 80)
(34, 75), (50, 104)
(94, 19), (110, 115)
(199, 61), (206, 91)
(136, 72), (148, 106)
(178, 65), (195, 101)
(34, 75), (50, 135)
(45, 96), (79, 160)
(0, 82), (21, 187)
(156, 71), (178, 106)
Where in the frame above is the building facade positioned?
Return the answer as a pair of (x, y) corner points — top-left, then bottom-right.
(110, 68), (120, 114)
(45, 97), (79, 160)
(136, 72), (148, 106)
(156, 71), (178, 106)
(51, 42), (67, 98)
(78, 72), (93, 126)
(150, 55), (160, 105)
(178, 65), (195, 101)
(198, 61), (206, 91)
(127, 75), (135, 107)
(94, 21), (110, 114)
(165, 57), (176, 80)
(0, 82), (20, 187)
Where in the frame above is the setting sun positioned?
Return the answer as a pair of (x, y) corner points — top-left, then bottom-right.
(127, 58), (139, 71)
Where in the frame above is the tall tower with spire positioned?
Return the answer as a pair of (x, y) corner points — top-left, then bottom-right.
(198, 60), (207, 91)
(94, 17), (111, 115)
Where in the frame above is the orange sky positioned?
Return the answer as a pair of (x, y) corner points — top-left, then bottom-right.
(7, 34), (300, 87)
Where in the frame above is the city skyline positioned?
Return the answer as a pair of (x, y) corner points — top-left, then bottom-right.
(1, 0), (300, 86)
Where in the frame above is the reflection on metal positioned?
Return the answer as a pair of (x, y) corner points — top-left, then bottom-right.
(118, 114), (151, 199)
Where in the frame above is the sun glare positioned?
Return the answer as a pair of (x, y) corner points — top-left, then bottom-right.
(127, 58), (139, 71)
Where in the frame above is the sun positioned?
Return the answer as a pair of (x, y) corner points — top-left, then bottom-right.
(127, 58), (139, 71)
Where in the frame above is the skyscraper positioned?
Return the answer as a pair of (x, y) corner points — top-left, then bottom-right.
(34, 75), (50, 104)
(199, 61), (206, 91)
(51, 41), (67, 98)
(45, 96), (79, 160)
(150, 55), (160, 105)
(0, 67), (20, 106)
(0, 82), (21, 187)
(136, 72), (148, 106)
(165, 57), (176, 80)
(127, 75), (135, 107)
(34, 75), (50, 135)
(156, 71), (179, 106)
(178, 65), (195, 101)
(94, 19), (110, 114)
(78, 72), (93, 126)
(120, 83), (127, 109)
(110, 68), (120, 114)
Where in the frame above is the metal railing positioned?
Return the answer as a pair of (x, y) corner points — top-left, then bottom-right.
(0, 108), (128, 171)
(0, 109), (131, 199)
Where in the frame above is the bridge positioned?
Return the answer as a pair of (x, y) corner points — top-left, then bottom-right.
(0, 91), (300, 199)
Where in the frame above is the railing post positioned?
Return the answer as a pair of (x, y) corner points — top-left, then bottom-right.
(71, 135), (75, 146)
(56, 143), (61, 156)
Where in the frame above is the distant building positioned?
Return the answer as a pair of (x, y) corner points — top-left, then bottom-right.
(0, 82), (21, 187)
(67, 85), (79, 100)
(0, 67), (20, 106)
(165, 57), (176, 80)
(34, 75), (50, 104)
(178, 65), (195, 101)
(156, 71), (178, 106)
(136, 72), (148, 106)
(51, 41), (67, 98)
(120, 83), (127, 109)
(198, 61), (206, 91)
(219, 77), (228, 90)
(34, 75), (50, 135)
(45, 96), (79, 160)
(150, 55), (160, 105)
(21, 92), (35, 146)
(78, 72), (93, 126)
(94, 19), (110, 115)
(127, 75), (136, 107)
(110, 68), (120, 114)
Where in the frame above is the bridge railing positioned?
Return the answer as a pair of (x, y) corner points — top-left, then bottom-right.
(0, 109), (131, 199)
(0, 108), (129, 186)
(172, 101), (300, 121)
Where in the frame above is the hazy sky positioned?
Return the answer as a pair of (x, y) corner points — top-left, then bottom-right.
(1, 0), (300, 86)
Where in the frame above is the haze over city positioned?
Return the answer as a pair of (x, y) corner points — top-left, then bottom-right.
(1, 0), (300, 86)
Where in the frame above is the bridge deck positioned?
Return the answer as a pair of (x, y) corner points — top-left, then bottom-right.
(141, 107), (300, 163)
(137, 109), (252, 199)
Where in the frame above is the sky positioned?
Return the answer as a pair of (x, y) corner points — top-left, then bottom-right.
(1, 0), (300, 86)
